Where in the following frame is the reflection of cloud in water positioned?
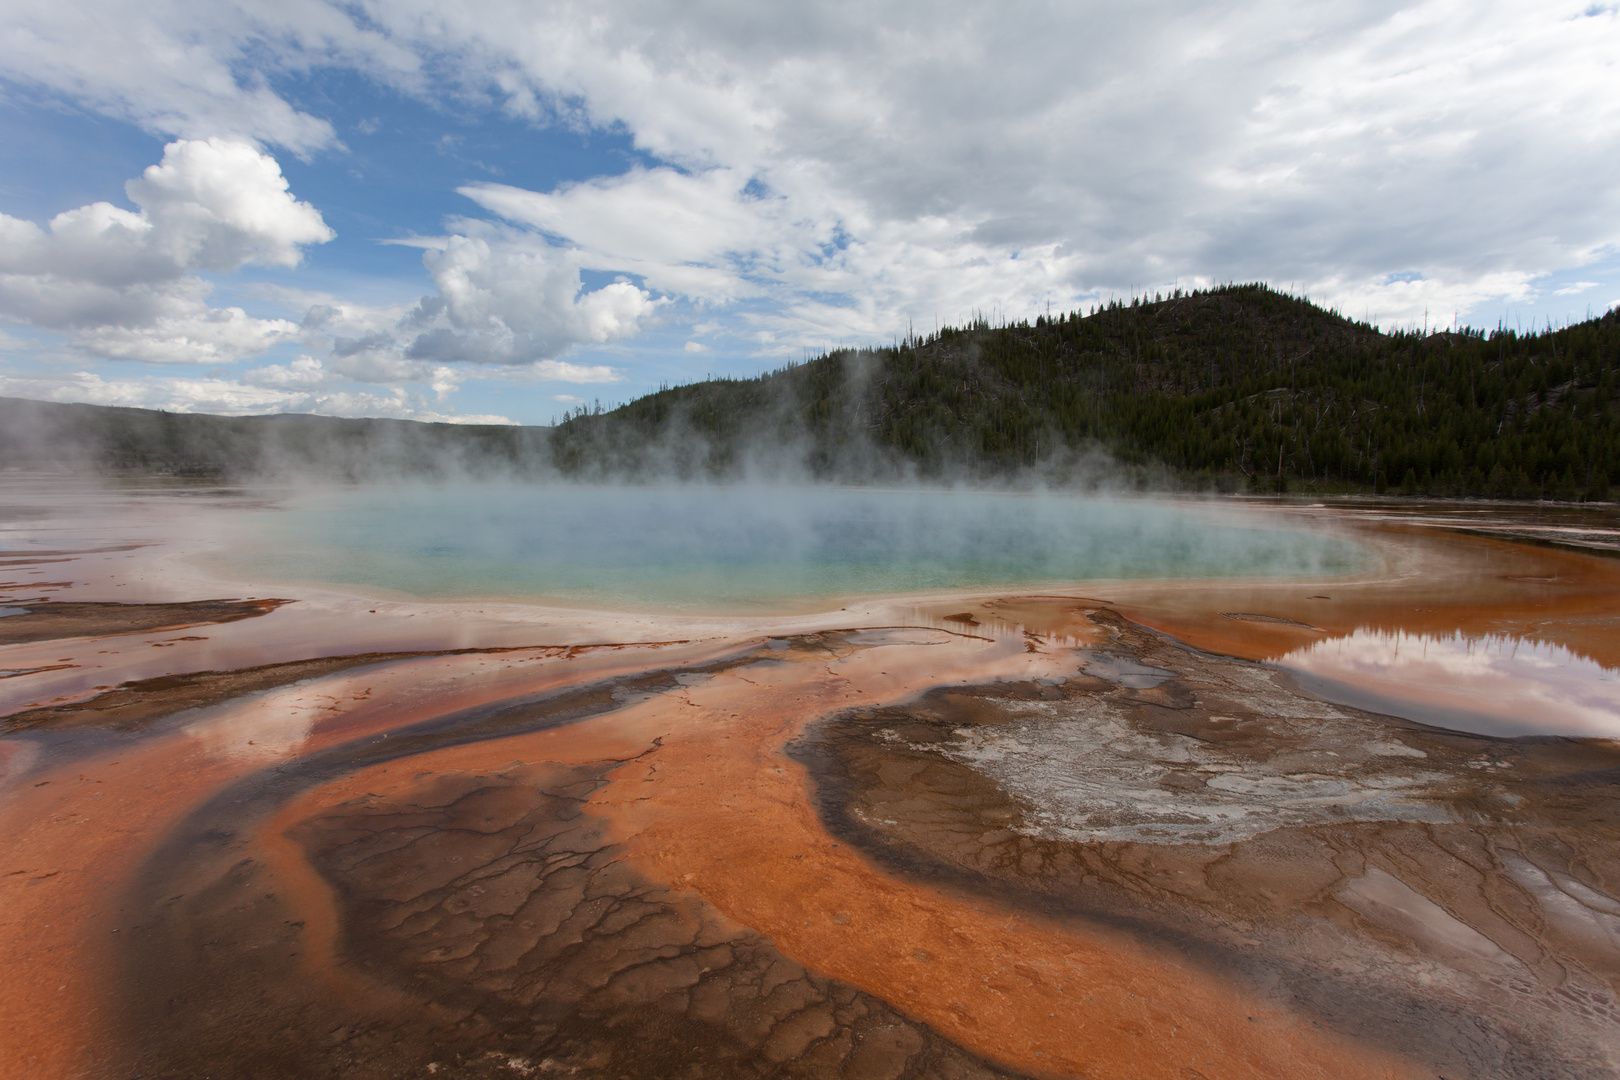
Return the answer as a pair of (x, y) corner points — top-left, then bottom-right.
(1275, 630), (1620, 738)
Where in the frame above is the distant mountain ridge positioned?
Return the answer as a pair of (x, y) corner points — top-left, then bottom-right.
(4, 284), (1618, 496)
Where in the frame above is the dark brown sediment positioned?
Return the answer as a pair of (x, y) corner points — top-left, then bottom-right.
(0, 598), (289, 646)
(0, 652), (416, 734)
(0, 641), (694, 735)
(96, 636), (1034, 1080)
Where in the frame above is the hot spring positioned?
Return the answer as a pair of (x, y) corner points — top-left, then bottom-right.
(201, 485), (1369, 610)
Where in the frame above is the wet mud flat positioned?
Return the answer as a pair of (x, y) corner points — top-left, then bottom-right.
(795, 609), (1620, 1079)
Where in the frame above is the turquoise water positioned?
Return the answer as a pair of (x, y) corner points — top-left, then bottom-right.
(215, 485), (1369, 611)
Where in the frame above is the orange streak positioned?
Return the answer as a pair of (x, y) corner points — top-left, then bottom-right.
(0, 640), (739, 1078)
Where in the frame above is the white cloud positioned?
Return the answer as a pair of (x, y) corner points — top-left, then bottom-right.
(1302, 269), (1541, 329)
(240, 352), (473, 403)
(411, 410), (518, 425)
(0, 1), (395, 152)
(0, 138), (331, 290)
(240, 354), (331, 388)
(460, 168), (1077, 351)
(531, 359), (622, 382)
(460, 169), (796, 303)
(73, 308), (302, 364)
(0, 136), (631, 394)
(123, 138), (334, 269)
(0, 138), (332, 362)
(1555, 281), (1600, 296)
(340, 0), (1610, 335)
(274, 272), (633, 386)
(399, 233), (659, 365)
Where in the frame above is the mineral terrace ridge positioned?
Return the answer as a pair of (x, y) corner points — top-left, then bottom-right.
(2, 485), (1620, 1080)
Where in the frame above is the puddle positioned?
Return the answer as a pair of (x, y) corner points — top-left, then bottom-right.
(843, 628), (956, 647)
(1273, 630), (1620, 739)
(1336, 868), (1515, 963)
(1077, 651), (1177, 689)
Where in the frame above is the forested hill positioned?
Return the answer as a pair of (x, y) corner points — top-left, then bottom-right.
(554, 284), (1620, 498)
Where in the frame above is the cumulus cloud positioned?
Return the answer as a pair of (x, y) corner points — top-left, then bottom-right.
(457, 168), (1075, 352)
(405, 234), (658, 365)
(259, 0), (1612, 334)
(0, 138), (331, 289)
(0, 105), (631, 412)
(0, 137), (332, 362)
(73, 308), (303, 365)
(1305, 270), (1543, 329)
(274, 242), (645, 379)
(124, 138), (334, 269)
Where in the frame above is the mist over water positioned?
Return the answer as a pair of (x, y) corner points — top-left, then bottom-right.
(208, 485), (1367, 611)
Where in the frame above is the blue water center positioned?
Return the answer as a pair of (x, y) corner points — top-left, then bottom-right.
(217, 485), (1369, 610)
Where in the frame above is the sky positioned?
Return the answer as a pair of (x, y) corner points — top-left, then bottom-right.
(1, 1), (1617, 426)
